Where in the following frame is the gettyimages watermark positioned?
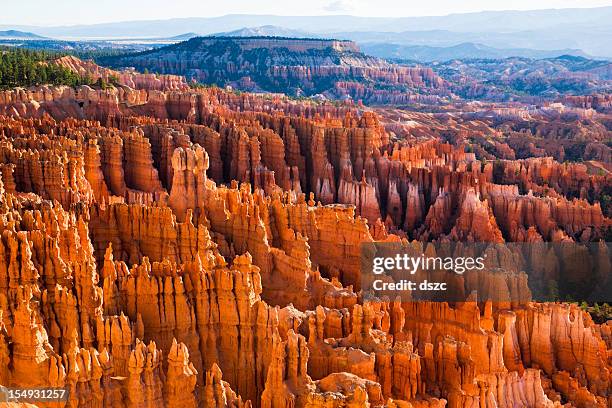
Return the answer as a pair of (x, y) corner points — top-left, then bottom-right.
(361, 242), (612, 303)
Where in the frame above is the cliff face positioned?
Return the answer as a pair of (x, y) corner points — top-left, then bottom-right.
(0, 81), (609, 408)
(54, 55), (189, 91)
(99, 37), (448, 103)
(93, 39), (612, 106)
(194, 37), (361, 53)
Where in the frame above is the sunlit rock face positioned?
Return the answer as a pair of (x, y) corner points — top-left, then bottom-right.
(97, 37), (449, 104)
(0, 68), (609, 408)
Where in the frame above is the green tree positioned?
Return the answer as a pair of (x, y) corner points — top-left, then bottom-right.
(0, 47), (88, 90)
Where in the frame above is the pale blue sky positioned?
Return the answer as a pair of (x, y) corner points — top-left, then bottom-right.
(4, 0), (612, 26)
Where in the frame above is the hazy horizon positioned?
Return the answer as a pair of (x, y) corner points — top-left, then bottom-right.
(3, 0), (612, 26)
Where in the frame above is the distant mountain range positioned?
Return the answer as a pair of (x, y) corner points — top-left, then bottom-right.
(333, 29), (612, 59)
(2, 7), (612, 57)
(6, 7), (612, 36)
(167, 32), (201, 41)
(0, 30), (45, 39)
(205, 28), (596, 61)
(361, 42), (591, 62)
(217, 25), (315, 39)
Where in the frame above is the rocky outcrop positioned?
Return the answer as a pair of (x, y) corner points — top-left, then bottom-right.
(99, 37), (448, 104)
(55, 55), (189, 91)
(0, 81), (609, 408)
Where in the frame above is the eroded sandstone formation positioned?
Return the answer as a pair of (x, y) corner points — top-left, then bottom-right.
(0, 78), (609, 408)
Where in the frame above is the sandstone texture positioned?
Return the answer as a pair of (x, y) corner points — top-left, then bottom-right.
(0, 66), (609, 408)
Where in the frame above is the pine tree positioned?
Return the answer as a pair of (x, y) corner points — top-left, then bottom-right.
(0, 47), (87, 90)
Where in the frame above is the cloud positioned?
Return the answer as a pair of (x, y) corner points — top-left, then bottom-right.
(323, 0), (355, 13)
